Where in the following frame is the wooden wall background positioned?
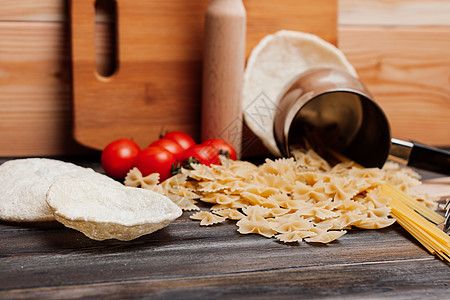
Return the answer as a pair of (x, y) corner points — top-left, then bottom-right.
(0, 0), (449, 157)
(339, 0), (450, 149)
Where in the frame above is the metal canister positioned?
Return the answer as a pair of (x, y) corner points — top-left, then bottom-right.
(273, 68), (391, 168)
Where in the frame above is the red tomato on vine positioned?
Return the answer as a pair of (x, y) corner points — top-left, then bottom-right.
(149, 138), (185, 161)
(101, 138), (141, 179)
(162, 131), (195, 151)
(135, 146), (176, 182)
(182, 144), (220, 166)
(202, 138), (237, 160)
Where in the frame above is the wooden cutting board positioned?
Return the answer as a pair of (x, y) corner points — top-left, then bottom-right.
(415, 177), (450, 201)
(71, 0), (337, 151)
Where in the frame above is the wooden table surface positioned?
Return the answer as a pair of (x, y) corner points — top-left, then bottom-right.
(0, 158), (449, 299)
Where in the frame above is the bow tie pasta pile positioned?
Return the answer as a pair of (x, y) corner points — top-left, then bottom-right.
(125, 150), (436, 244)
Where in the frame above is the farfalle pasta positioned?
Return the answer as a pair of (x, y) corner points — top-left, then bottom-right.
(304, 226), (346, 243)
(213, 208), (245, 220)
(125, 168), (160, 190)
(237, 206), (277, 238)
(125, 149), (437, 245)
(190, 211), (226, 226)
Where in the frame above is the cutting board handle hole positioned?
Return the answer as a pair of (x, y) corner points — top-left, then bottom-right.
(95, 0), (118, 78)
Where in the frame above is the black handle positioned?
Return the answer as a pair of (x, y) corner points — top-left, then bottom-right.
(408, 141), (450, 175)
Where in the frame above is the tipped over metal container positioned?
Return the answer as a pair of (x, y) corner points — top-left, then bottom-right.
(273, 68), (450, 174)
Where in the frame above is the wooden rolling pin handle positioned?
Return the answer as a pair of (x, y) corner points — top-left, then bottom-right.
(201, 0), (246, 158)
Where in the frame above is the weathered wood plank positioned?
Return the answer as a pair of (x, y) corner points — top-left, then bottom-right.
(2, 259), (449, 299)
(0, 211), (444, 292)
(339, 26), (450, 146)
(339, 0), (450, 26)
(0, 217), (240, 257)
(0, 160), (448, 298)
(0, 233), (448, 299)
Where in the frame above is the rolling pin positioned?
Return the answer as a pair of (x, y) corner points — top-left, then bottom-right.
(201, 0), (246, 158)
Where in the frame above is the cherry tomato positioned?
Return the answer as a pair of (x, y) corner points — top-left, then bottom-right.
(149, 138), (185, 161)
(162, 131), (195, 151)
(135, 146), (176, 181)
(182, 144), (219, 166)
(101, 138), (141, 179)
(202, 138), (237, 160)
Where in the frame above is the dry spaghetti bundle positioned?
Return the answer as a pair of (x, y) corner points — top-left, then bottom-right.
(380, 183), (449, 262)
